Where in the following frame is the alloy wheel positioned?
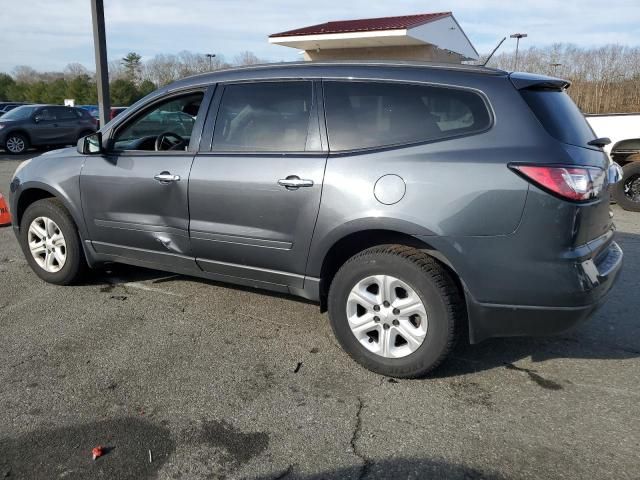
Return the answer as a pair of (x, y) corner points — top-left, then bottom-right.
(6, 135), (26, 154)
(623, 174), (640, 203)
(346, 275), (428, 358)
(28, 216), (67, 273)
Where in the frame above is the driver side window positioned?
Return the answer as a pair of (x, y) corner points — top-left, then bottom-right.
(112, 92), (204, 151)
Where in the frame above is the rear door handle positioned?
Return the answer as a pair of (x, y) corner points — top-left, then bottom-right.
(278, 176), (314, 189)
(154, 172), (181, 184)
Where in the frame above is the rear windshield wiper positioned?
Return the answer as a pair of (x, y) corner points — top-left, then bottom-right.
(588, 137), (611, 147)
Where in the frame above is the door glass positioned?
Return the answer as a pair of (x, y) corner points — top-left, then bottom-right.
(38, 109), (56, 121)
(212, 82), (312, 152)
(113, 93), (204, 151)
(53, 107), (78, 121)
(324, 81), (492, 151)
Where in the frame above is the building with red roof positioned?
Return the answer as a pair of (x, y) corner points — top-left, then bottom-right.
(269, 12), (478, 63)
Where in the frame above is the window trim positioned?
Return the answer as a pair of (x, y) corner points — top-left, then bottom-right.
(320, 78), (495, 154)
(205, 79), (320, 155)
(106, 87), (211, 155)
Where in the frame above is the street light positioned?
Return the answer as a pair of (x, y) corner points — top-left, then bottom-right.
(90, 0), (111, 128)
(205, 53), (216, 70)
(510, 33), (528, 71)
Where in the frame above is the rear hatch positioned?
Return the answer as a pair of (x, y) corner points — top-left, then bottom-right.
(510, 72), (613, 246)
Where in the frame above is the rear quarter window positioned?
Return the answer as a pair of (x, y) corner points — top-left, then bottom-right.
(324, 81), (492, 151)
(520, 89), (596, 147)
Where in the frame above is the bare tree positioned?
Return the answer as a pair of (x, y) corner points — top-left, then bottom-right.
(486, 43), (640, 113)
(233, 51), (263, 66)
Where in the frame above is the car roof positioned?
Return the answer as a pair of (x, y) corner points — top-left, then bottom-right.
(165, 60), (508, 91)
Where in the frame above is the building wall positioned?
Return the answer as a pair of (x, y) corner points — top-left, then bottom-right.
(303, 45), (464, 63)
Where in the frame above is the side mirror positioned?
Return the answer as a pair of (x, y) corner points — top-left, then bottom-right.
(33, 115), (41, 123)
(78, 132), (103, 155)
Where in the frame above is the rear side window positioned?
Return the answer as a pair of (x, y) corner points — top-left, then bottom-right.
(54, 107), (79, 120)
(324, 81), (491, 151)
(520, 89), (596, 147)
(213, 81), (313, 152)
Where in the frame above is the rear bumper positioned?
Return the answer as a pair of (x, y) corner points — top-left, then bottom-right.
(467, 241), (623, 343)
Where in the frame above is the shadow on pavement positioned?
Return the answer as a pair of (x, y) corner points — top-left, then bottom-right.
(256, 458), (506, 480)
(0, 417), (174, 480)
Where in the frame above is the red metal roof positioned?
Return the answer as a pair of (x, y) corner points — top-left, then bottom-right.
(270, 12), (452, 38)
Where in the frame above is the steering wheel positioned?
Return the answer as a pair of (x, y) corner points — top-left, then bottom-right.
(155, 131), (186, 151)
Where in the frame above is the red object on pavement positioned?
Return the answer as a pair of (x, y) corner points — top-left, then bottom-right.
(92, 446), (105, 460)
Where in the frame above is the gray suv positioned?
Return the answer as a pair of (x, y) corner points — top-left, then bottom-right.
(9, 62), (623, 377)
(0, 104), (97, 154)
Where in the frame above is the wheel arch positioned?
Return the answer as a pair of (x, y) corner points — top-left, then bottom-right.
(3, 128), (32, 145)
(315, 227), (465, 315)
(14, 183), (87, 239)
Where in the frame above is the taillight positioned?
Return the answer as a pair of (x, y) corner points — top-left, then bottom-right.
(510, 164), (605, 201)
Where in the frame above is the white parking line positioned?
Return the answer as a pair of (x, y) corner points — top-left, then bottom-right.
(107, 277), (183, 297)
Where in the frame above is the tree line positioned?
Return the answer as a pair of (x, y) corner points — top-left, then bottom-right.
(0, 50), (265, 106)
(484, 43), (640, 114)
(1, 44), (638, 113)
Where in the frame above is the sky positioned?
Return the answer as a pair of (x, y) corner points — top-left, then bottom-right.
(0, 0), (639, 73)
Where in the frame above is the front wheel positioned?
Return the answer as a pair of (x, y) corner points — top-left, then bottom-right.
(612, 159), (640, 212)
(4, 132), (29, 154)
(328, 245), (464, 378)
(19, 198), (87, 285)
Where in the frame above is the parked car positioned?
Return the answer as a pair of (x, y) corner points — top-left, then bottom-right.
(0, 102), (32, 118)
(586, 113), (640, 211)
(110, 106), (127, 120)
(9, 62), (624, 377)
(78, 105), (128, 127)
(0, 104), (97, 154)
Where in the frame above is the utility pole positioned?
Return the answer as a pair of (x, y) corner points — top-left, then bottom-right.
(510, 33), (528, 71)
(90, 0), (110, 128)
(551, 63), (562, 75)
(206, 53), (216, 70)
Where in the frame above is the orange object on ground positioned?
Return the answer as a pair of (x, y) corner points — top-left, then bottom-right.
(0, 194), (11, 227)
(92, 446), (105, 460)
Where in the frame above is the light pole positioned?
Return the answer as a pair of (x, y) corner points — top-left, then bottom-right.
(90, 0), (111, 128)
(510, 33), (528, 71)
(205, 53), (216, 70)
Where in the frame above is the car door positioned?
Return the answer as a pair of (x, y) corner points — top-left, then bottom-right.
(80, 88), (211, 270)
(50, 106), (81, 143)
(31, 107), (60, 144)
(189, 80), (327, 290)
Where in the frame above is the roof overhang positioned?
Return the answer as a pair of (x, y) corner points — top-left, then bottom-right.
(270, 15), (479, 61)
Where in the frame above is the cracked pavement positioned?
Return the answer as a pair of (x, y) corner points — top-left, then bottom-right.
(1, 154), (639, 479)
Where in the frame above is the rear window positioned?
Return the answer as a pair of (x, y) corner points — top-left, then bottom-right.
(520, 89), (596, 147)
(324, 81), (492, 151)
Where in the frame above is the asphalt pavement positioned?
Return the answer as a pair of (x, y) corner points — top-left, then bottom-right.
(0, 152), (639, 479)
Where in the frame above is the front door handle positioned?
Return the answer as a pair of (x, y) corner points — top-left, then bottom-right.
(278, 176), (314, 189)
(154, 171), (181, 184)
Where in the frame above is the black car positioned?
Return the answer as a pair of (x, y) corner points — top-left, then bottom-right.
(0, 104), (97, 154)
(0, 102), (31, 118)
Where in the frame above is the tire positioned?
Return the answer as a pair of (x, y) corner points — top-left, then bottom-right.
(327, 245), (464, 378)
(19, 198), (87, 285)
(611, 158), (640, 212)
(4, 132), (29, 154)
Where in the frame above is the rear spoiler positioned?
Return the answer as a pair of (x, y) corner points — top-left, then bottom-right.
(509, 72), (571, 91)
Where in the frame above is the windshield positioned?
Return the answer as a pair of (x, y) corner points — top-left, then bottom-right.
(1, 105), (38, 121)
(521, 89), (597, 148)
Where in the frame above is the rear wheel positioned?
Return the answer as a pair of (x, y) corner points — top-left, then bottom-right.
(4, 132), (29, 154)
(328, 245), (464, 378)
(19, 198), (87, 285)
(612, 158), (640, 212)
